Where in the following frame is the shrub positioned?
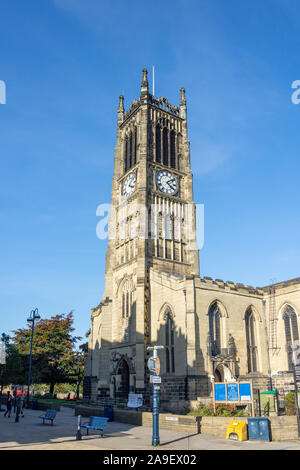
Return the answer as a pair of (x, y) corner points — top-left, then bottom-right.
(188, 402), (249, 417)
(195, 404), (213, 416)
(285, 392), (296, 415)
(32, 393), (43, 399)
(215, 403), (236, 417)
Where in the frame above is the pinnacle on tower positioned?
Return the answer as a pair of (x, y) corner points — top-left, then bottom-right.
(140, 68), (149, 98)
(117, 94), (125, 123)
(180, 87), (186, 106)
(180, 87), (187, 119)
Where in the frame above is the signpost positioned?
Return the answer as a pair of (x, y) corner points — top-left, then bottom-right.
(147, 345), (164, 446)
(290, 341), (300, 441)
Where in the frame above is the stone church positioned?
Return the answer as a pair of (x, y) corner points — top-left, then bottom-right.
(84, 69), (300, 411)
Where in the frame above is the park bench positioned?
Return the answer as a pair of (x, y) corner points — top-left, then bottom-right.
(80, 416), (109, 437)
(39, 409), (56, 425)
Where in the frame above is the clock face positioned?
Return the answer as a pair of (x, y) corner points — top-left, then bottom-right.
(156, 170), (177, 195)
(123, 172), (136, 197)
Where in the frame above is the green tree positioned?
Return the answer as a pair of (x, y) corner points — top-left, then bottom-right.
(0, 333), (26, 390)
(12, 312), (81, 394)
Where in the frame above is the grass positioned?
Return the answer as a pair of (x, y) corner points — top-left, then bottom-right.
(33, 398), (72, 404)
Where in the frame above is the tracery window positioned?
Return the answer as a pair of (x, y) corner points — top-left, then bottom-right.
(155, 125), (161, 164)
(163, 127), (168, 166)
(208, 302), (221, 356)
(170, 130), (176, 169)
(121, 280), (134, 342)
(283, 305), (299, 370)
(165, 310), (175, 373)
(124, 127), (137, 173)
(154, 123), (178, 169)
(245, 307), (258, 372)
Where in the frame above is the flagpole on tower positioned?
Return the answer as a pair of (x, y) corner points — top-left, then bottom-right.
(153, 65), (155, 96)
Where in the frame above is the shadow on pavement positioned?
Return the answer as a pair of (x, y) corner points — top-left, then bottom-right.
(0, 406), (137, 447)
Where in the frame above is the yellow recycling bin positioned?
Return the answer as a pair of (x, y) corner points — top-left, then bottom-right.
(226, 420), (248, 441)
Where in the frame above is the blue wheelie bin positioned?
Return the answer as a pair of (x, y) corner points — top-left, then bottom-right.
(104, 405), (114, 422)
(247, 417), (270, 441)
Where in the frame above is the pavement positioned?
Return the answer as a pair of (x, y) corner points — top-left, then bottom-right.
(0, 405), (300, 450)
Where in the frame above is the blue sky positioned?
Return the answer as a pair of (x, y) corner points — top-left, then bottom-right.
(1, 0), (300, 341)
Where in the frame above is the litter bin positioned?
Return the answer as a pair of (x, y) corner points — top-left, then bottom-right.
(104, 405), (114, 422)
(247, 417), (270, 441)
(226, 420), (248, 441)
(31, 400), (38, 410)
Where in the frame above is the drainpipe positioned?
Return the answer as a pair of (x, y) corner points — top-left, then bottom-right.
(262, 299), (273, 390)
(183, 288), (188, 400)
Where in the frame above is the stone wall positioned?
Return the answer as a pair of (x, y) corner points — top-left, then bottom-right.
(33, 401), (61, 411)
(75, 405), (199, 433)
(199, 415), (298, 441)
(75, 405), (299, 441)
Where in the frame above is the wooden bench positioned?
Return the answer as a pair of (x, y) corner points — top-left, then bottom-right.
(39, 409), (56, 425)
(80, 416), (109, 437)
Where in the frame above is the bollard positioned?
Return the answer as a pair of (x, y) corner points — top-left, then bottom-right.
(76, 414), (82, 440)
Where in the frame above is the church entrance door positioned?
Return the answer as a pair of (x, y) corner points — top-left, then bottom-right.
(117, 359), (130, 399)
(214, 367), (223, 382)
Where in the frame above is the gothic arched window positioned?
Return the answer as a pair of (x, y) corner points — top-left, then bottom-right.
(163, 127), (168, 166)
(208, 302), (221, 356)
(124, 135), (129, 173)
(165, 311), (175, 373)
(170, 130), (176, 169)
(156, 125), (161, 163)
(245, 307), (258, 372)
(124, 129), (137, 173)
(132, 127), (137, 166)
(283, 305), (299, 370)
(121, 280), (134, 342)
(129, 132), (133, 169)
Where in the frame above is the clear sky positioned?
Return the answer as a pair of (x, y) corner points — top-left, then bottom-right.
(1, 0), (300, 341)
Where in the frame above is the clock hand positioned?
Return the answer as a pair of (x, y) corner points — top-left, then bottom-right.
(167, 180), (175, 189)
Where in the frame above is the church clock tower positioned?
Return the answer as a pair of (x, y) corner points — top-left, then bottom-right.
(84, 69), (199, 403)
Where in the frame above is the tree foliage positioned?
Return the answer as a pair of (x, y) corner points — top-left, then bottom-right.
(2, 312), (85, 394)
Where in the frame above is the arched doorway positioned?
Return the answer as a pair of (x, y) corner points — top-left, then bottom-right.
(214, 363), (234, 383)
(117, 359), (130, 399)
(214, 366), (223, 382)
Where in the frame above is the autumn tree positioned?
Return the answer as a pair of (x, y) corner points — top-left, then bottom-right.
(12, 312), (81, 394)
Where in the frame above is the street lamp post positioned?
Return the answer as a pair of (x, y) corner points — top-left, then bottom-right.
(147, 345), (164, 446)
(26, 308), (40, 407)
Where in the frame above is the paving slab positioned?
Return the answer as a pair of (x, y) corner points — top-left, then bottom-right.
(0, 406), (300, 450)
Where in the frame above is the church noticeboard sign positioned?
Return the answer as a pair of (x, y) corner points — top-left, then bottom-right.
(127, 394), (143, 408)
(214, 384), (226, 402)
(239, 383), (252, 401)
(213, 381), (254, 416)
(227, 383), (239, 401)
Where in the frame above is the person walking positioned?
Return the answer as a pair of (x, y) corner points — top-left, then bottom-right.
(15, 393), (21, 422)
(19, 394), (25, 417)
(4, 391), (12, 417)
(12, 390), (17, 413)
